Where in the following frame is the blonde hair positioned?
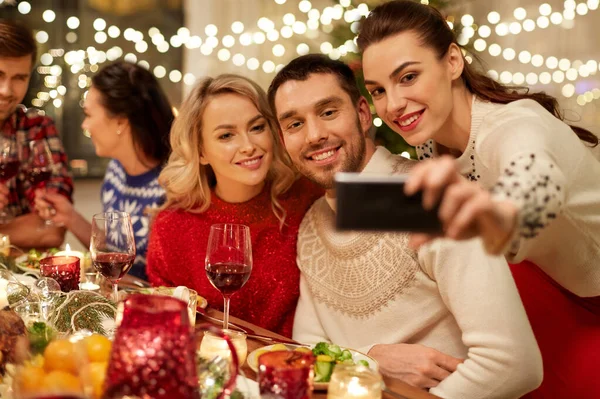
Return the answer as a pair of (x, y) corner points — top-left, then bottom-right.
(158, 74), (296, 226)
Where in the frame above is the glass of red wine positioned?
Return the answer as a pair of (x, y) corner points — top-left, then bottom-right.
(205, 223), (252, 329)
(0, 136), (18, 223)
(90, 211), (136, 302)
(26, 140), (56, 226)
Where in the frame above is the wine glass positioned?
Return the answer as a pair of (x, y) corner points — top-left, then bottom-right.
(0, 136), (18, 223)
(26, 140), (57, 226)
(205, 223), (252, 329)
(90, 212), (136, 302)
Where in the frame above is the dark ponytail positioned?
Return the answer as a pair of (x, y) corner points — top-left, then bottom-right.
(358, 0), (598, 146)
(92, 61), (174, 165)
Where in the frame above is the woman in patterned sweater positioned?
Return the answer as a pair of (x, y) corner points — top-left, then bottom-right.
(359, 1), (600, 397)
(35, 61), (173, 280)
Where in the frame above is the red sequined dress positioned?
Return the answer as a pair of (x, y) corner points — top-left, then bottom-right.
(146, 178), (322, 337)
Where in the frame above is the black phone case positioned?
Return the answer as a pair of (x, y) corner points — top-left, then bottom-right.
(335, 174), (442, 233)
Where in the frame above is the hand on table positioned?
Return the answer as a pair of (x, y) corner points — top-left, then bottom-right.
(368, 343), (464, 389)
(33, 189), (73, 227)
(404, 156), (518, 255)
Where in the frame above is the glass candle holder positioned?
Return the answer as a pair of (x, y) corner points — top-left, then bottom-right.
(258, 350), (315, 399)
(14, 301), (43, 326)
(152, 287), (198, 326)
(199, 329), (247, 366)
(40, 256), (80, 292)
(104, 294), (199, 399)
(327, 364), (383, 399)
(78, 272), (104, 292)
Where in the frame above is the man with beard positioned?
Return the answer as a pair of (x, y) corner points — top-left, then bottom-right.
(267, 54), (542, 398)
(0, 20), (72, 248)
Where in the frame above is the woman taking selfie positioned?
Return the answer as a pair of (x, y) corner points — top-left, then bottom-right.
(358, 1), (600, 396)
(146, 74), (321, 337)
(35, 61), (173, 280)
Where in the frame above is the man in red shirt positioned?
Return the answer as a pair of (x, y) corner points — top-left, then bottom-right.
(0, 19), (73, 248)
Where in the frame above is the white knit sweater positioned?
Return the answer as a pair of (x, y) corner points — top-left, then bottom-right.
(416, 97), (600, 297)
(293, 147), (542, 399)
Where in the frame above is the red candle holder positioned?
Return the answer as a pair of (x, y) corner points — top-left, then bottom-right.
(104, 294), (200, 399)
(258, 350), (315, 399)
(39, 256), (80, 292)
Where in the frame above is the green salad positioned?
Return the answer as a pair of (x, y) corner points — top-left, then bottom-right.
(312, 342), (370, 383)
(19, 248), (60, 269)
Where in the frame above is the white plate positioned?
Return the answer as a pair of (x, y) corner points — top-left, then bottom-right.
(15, 253), (41, 276)
(246, 343), (378, 391)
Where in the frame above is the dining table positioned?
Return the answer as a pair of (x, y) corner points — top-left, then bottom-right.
(120, 275), (439, 399)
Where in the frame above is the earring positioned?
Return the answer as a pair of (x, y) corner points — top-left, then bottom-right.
(116, 129), (121, 136)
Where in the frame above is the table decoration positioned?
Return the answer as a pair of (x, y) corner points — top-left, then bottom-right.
(78, 273), (104, 292)
(49, 291), (117, 337)
(55, 243), (87, 280)
(199, 328), (248, 366)
(151, 286), (199, 326)
(0, 234), (10, 257)
(0, 270), (31, 309)
(54, 244), (85, 265)
(327, 364), (383, 399)
(258, 350), (315, 399)
(39, 256), (81, 292)
(103, 294), (201, 398)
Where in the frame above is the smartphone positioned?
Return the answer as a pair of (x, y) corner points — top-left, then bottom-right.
(334, 172), (442, 233)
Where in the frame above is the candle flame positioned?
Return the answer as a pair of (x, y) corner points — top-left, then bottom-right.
(65, 243), (71, 252)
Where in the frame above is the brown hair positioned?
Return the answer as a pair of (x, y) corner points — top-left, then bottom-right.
(92, 61), (173, 165)
(357, 0), (598, 146)
(0, 19), (37, 63)
(268, 54), (361, 115)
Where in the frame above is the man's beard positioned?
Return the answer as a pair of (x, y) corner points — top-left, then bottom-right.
(296, 118), (366, 190)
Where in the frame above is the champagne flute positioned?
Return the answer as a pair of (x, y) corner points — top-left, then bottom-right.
(0, 136), (18, 223)
(26, 140), (56, 226)
(90, 212), (136, 302)
(205, 223), (252, 329)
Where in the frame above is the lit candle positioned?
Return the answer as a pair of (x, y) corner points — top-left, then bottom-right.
(39, 256), (81, 292)
(0, 234), (10, 257)
(55, 243), (85, 263)
(55, 244), (85, 281)
(199, 329), (248, 366)
(0, 278), (8, 308)
(327, 365), (383, 399)
(79, 281), (100, 291)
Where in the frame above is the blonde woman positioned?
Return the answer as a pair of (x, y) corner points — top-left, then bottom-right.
(146, 74), (321, 337)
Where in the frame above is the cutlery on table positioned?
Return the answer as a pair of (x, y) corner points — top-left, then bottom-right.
(197, 312), (298, 345)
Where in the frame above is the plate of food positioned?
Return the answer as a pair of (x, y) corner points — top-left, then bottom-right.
(15, 248), (60, 275)
(246, 342), (378, 390)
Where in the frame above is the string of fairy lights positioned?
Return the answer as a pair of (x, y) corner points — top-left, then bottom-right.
(6, 0), (600, 112)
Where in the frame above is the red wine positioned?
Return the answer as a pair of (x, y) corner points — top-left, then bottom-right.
(0, 160), (19, 181)
(93, 252), (135, 282)
(27, 167), (51, 186)
(206, 262), (251, 295)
